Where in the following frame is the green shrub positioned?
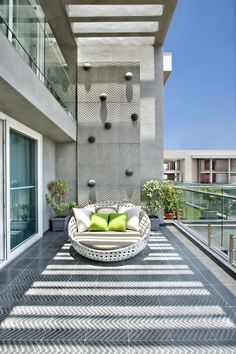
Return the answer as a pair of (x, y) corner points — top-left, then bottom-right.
(141, 179), (163, 216)
(46, 179), (76, 217)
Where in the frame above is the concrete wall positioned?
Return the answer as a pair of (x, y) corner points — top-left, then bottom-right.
(0, 120), (3, 259)
(43, 137), (56, 232)
(77, 44), (164, 193)
(55, 142), (77, 203)
(77, 61), (140, 204)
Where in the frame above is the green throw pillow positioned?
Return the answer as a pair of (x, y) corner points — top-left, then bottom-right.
(89, 212), (109, 231)
(108, 213), (128, 232)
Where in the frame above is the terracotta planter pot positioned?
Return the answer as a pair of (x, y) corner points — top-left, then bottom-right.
(164, 212), (174, 220)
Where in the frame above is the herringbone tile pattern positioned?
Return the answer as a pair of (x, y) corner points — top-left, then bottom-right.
(0, 226), (236, 353)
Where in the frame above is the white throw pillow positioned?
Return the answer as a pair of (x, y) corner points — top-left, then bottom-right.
(96, 206), (118, 214)
(73, 207), (91, 233)
(118, 206), (141, 232)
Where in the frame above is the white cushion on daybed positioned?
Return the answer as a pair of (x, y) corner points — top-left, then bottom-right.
(118, 205), (141, 232)
(73, 207), (92, 233)
(75, 230), (141, 250)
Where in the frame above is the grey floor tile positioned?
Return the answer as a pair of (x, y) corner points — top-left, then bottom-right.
(126, 295), (160, 307)
(42, 329), (87, 342)
(157, 293), (227, 307)
(86, 328), (129, 342)
(0, 340), (86, 353)
(210, 284), (236, 307)
(127, 316), (171, 342)
(217, 341), (236, 354)
(0, 283), (9, 294)
(0, 308), (11, 323)
(26, 259), (56, 270)
(187, 256), (222, 270)
(83, 341), (130, 353)
(92, 295), (127, 307)
(198, 268), (236, 285)
(5, 259), (34, 270)
(0, 226), (235, 353)
(169, 328), (236, 342)
(0, 269), (23, 284)
(129, 340), (220, 353)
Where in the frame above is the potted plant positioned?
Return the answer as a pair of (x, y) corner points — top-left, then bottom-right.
(46, 179), (76, 231)
(142, 179), (163, 231)
(161, 181), (182, 220)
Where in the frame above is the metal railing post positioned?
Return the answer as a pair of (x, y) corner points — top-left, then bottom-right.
(208, 224), (213, 248)
(229, 235), (236, 264)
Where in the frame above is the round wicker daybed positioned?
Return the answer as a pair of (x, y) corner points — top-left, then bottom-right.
(68, 201), (150, 262)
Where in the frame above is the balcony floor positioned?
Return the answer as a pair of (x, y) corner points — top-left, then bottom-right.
(0, 226), (236, 353)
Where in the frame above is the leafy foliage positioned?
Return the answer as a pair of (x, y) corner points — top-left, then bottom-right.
(161, 181), (183, 213)
(46, 179), (76, 217)
(141, 180), (164, 216)
(142, 180), (184, 216)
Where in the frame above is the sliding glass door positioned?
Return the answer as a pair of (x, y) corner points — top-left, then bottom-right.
(9, 129), (37, 249)
(0, 120), (4, 261)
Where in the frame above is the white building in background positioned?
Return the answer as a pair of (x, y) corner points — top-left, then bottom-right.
(164, 150), (236, 184)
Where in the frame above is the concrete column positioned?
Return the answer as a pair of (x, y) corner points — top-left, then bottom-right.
(209, 159), (213, 183)
(228, 158), (231, 184)
(184, 157), (193, 183)
(140, 46), (164, 184)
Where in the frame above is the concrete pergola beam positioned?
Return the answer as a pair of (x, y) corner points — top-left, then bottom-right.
(64, 0), (172, 4)
(74, 32), (158, 37)
(38, 0), (77, 83)
(69, 16), (162, 22)
(64, 0), (178, 46)
(155, 0), (177, 45)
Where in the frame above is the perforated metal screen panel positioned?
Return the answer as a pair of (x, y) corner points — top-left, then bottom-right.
(77, 61), (140, 204)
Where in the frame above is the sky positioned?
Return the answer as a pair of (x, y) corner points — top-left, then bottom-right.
(164, 0), (236, 149)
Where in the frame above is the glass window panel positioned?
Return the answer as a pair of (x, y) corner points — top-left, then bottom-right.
(10, 129), (37, 249)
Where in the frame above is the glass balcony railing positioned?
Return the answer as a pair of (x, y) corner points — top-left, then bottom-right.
(175, 184), (236, 267)
(0, 0), (76, 120)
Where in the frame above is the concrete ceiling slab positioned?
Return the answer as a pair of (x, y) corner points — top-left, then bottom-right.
(0, 78), (76, 142)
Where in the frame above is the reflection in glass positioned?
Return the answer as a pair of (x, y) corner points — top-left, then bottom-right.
(10, 130), (37, 249)
(0, 0), (76, 119)
(176, 185), (236, 263)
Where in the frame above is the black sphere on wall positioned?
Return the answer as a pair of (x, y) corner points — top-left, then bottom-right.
(125, 168), (134, 176)
(83, 63), (91, 71)
(131, 113), (139, 122)
(100, 93), (107, 101)
(125, 72), (133, 81)
(88, 136), (96, 143)
(104, 122), (112, 130)
(87, 179), (96, 187)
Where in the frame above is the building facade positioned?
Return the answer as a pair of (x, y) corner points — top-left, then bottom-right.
(0, 0), (177, 268)
(164, 150), (236, 184)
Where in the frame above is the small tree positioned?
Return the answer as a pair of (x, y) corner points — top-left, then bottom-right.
(161, 181), (183, 216)
(46, 179), (76, 217)
(141, 179), (163, 217)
